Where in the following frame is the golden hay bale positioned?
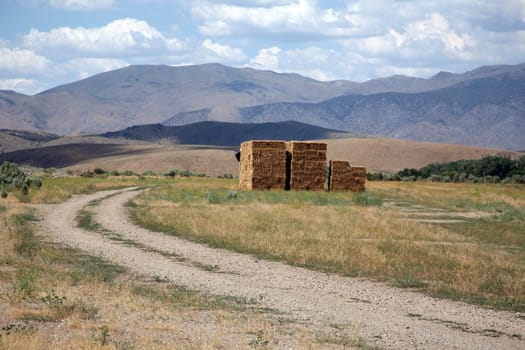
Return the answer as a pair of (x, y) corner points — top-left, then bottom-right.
(286, 141), (327, 191)
(239, 140), (287, 190)
(329, 160), (366, 192)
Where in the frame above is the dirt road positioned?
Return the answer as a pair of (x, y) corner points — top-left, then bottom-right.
(37, 187), (524, 349)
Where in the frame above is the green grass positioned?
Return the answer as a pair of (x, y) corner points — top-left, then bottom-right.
(131, 284), (263, 312)
(11, 211), (40, 258)
(30, 176), (169, 204)
(151, 184), (383, 207)
(130, 179), (525, 312)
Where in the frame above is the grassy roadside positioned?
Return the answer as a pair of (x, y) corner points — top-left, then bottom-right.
(1, 176), (371, 349)
(130, 178), (525, 312)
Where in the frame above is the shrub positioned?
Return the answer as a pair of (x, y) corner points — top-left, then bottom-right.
(393, 155), (525, 183)
(366, 172), (384, 181)
(93, 168), (107, 175)
(0, 161), (42, 199)
(81, 171), (94, 178)
(165, 169), (179, 177)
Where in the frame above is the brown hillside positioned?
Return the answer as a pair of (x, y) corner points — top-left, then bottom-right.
(3, 136), (520, 177)
(324, 138), (521, 173)
(62, 144), (238, 177)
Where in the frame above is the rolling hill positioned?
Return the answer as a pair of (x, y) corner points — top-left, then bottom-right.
(1, 136), (520, 177)
(100, 120), (350, 146)
(0, 129), (60, 153)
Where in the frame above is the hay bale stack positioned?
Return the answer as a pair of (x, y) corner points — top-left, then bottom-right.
(286, 141), (327, 191)
(239, 140), (287, 190)
(329, 160), (366, 192)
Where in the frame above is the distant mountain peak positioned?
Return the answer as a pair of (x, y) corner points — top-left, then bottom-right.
(430, 71), (455, 80)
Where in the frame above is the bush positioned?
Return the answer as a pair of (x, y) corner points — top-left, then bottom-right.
(165, 169), (179, 177)
(81, 170), (94, 178)
(366, 172), (384, 181)
(392, 155), (525, 183)
(93, 168), (107, 175)
(401, 176), (417, 182)
(0, 161), (42, 199)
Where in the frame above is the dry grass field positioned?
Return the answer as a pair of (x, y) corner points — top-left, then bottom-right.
(131, 178), (525, 312)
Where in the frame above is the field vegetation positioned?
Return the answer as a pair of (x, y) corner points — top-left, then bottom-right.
(1, 175), (368, 349)
(376, 155), (525, 183)
(130, 178), (525, 312)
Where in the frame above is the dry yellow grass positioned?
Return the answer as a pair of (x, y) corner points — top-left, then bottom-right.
(368, 181), (525, 208)
(131, 179), (525, 311)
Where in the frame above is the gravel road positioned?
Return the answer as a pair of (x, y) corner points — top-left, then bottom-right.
(37, 187), (524, 349)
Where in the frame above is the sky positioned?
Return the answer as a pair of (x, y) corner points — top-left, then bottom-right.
(0, 0), (524, 95)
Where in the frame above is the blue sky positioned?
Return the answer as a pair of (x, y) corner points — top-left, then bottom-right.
(1, 0), (524, 95)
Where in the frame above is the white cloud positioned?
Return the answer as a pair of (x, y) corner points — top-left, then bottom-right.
(0, 48), (52, 74)
(0, 78), (42, 94)
(353, 13), (473, 64)
(250, 47), (281, 69)
(406, 13), (472, 56)
(201, 39), (247, 61)
(193, 0), (365, 36)
(23, 18), (185, 57)
(48, 0), (114, 10)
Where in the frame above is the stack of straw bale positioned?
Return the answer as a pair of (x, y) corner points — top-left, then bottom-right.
(286, 141), (326, 191)
(239, 140), (287, 190)
(329, 160), (366, 192)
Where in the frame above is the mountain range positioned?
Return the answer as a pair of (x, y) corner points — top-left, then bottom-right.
(1, 62), (524, 150)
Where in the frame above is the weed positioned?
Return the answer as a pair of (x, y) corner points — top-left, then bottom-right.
(353, 192), (383, 206)
(40, 289), (66, 307)
(15, 268), (37, 297)
(12, 212), (39, 258)
(206, 190), (222, 204)
(78, 301), (99, 320)
(1, 321), (33, 336)
(248, 329), (270, 347)
(96, 325), (110, 346)
(71, 254), (126, 284)
(76, 209), (103, 232)
(395, 279), (429, 289)
(227, 190), (238, 200)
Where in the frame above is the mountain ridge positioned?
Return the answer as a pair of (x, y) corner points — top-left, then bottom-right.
(1, 62), (524, 149)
